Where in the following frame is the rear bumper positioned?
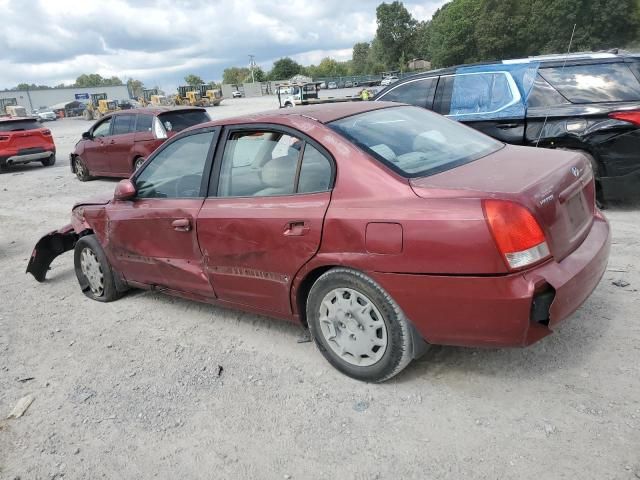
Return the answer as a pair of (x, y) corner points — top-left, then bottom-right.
(1, 147), (55, 166)
(370, 215), (611, 348)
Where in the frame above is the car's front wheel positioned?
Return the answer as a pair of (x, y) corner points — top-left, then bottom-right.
(306, 268), (414, 382)
(73, 156), (92, 181)
(74, 235), (122, 302)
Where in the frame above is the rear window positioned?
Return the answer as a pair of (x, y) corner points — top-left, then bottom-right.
(539, 63), (640, 103)
(329, 106), (502, 178)
(377, 77), (438, 108)
(158, 110), (210, 133)
(0, 119), (41, 132)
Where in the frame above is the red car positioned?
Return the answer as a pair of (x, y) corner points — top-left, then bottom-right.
(27, 102), (610, 382)
(71, 107), (210, 181)
(0, 117), (56, 171)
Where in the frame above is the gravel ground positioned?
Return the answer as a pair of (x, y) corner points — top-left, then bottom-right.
(1, 97), (639, 479)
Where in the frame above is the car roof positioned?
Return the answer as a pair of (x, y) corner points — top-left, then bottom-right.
(111, 106), (206, 116)
(199, 101), (400, 128)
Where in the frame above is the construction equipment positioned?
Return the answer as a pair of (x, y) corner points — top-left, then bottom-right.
(5, 105), (28, 117)
(150, 95), (169, 106)
(174, 86), (208, 107)
(83, 93), (118, 121)
(0, 98), (18, 115)
(195, 85), (223, 106)
(138, 88), (157, 107)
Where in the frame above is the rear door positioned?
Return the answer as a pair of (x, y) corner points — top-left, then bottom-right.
(105, 128), (218, 297)
(132, 113), (163, 163)
(196, 125), (334, 315)
(376, 76), (439, 109)
(434, 72), (527, 144)
(106, 113), (137, 175)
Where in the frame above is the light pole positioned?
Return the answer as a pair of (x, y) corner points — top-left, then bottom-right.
(248, 54), (256, 83)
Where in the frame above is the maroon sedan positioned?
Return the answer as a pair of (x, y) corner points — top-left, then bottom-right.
(71, 107), (210, 181)
(28, 102), (610, 382)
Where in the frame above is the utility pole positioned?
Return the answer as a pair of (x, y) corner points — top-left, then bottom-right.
(248, 54), (256, 83)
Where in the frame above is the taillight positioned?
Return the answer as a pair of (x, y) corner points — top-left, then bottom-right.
(483, 200), (551, 270)
(0, 135), (9, 142)
(41, 129), (52, 136)
(609, 110), (640, 126)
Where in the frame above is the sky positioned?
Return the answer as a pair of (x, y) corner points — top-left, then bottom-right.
(0, 0), (446, 92)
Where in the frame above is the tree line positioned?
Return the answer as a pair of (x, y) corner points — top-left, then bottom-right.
(221, 0), (640, 82)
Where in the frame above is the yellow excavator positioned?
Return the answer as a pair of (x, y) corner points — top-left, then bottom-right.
(83, 93), (118, 120)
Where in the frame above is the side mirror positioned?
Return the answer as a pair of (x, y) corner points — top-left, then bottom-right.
(82, 131), (92, 140)
(114, 179), (136, 201)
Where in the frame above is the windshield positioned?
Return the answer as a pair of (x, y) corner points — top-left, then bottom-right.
(158, 110), (210, 132)
(329, 105), (503, 177)
(0, 119), (41, 132)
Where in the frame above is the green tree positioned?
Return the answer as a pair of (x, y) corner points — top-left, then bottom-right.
(127, 78), (145, 98)
(375, 1), (418, 69)
(269, 57), (303, 80)
(352, 42), (371, 74)
(184, 74), (204, 86)
(223, 67), (251, 84)
(74, 73), (124, 87)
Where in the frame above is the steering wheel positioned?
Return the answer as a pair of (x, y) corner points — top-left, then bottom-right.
(174, 174), (202, 198)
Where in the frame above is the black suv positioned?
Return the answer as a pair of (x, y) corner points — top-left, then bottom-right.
(374, 51), (640, 203)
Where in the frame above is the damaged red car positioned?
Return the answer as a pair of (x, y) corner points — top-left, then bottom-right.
(27, 102), (610, 382)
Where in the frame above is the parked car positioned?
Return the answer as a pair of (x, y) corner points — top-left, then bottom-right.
(28, 102), (609, 382)
(232, 90), (243, 98)
(380, 76), (399, 86)
(117, 100), (135, 110)
(344, 81), (353, 88)
(70, 107), (210, 181)
(0, 117), (56, 171)
(374, 51), (640, 204)
(33, 108), (57, 121)
(327, 82), (337, 89)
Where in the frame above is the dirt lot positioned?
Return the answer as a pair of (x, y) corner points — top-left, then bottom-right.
(1, 97), (639, 479)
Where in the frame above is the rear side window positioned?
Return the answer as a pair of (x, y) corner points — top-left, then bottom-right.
(135, 114), (153, 132)
(158, 110), (210, 133)
(448, 73), (516, 116)
(378, 77), (438, 109)
(0, 119), (41, 132)
(539, 63), (640, 103)
(111, 114), (136, 135)
(527, 74), (570, 108)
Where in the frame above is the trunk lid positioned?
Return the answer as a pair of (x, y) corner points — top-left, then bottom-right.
(410, 145), (595, 261)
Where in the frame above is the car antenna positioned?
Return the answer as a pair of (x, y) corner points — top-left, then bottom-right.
(535, 23), (577, 148)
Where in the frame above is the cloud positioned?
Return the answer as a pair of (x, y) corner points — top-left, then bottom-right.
(0, 0), (446, 91)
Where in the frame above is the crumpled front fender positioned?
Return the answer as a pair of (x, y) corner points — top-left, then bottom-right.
(26, 224), (78, 282)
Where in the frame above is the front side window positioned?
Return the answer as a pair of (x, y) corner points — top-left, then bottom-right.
(135, 130), (214, 199)
(378, 77), (438, 109)
(217, 130), (332, 197)
(92, 118), (112, 137)
(330, 106), (502, 178)
(539, 63), (640, 103)
(111, 114), (136, 135)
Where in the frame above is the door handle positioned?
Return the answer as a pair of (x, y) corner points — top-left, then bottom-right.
(496, 123), (520, 129)
(109, 139), (116, 144)
(171, 218), (191, 232)
(284, 221), (310, 236)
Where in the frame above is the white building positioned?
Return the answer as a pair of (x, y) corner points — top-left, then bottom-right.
(0, 85), (131, 113)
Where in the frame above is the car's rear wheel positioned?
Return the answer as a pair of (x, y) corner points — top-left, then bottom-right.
(74, 235), (122, 302)
(306, 268), (413, 382)
(134, 157), (145, 171)
(73, 156), (92, 181)
(41, 154), (56, 167)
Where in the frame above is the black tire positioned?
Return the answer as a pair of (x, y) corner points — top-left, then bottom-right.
(306, 268), (414, 383)
(133, 157), (145, 172)
(73, 156), (92, 181)
(73, 235), (122, 302)
(41, 154), (56, 167)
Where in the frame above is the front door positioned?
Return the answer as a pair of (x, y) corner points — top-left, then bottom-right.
(106, 113), (137, 176)
(104, 128), (218, 297)
(84, 116), (113, 173)
(197, 127), (334, 315)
